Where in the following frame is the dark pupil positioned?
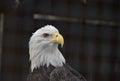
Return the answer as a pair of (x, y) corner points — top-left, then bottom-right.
(43, 33), (49, 37)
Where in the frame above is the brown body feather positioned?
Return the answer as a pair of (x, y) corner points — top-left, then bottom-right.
(27, 64), (86, 81)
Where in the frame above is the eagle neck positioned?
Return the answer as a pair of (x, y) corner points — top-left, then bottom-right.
(30, 45), (66, 71)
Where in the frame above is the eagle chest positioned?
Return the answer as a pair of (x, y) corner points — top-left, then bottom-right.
(27, 66), (55, 81)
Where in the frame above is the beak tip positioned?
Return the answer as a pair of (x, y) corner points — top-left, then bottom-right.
(61, 44), (63, 48)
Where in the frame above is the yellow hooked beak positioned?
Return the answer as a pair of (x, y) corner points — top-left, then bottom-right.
(51, 33), (64, 47)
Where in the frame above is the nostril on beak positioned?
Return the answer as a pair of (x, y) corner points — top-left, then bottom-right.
(56, 35), (58, 37)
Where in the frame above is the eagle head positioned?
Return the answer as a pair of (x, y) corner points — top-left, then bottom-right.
(29, 25), (65, 71)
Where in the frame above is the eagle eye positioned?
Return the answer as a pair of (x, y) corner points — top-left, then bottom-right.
(42, 33), (49, 37)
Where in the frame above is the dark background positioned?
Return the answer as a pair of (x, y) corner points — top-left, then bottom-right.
(0, 0), (120, 81)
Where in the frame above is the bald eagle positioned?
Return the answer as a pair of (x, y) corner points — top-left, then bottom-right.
(27, 25), (87, 81)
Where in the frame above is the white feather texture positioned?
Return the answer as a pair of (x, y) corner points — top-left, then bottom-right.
(29, 25), (66, 71)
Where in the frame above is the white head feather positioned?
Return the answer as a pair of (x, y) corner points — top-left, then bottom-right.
(29, 25), (66, 71)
